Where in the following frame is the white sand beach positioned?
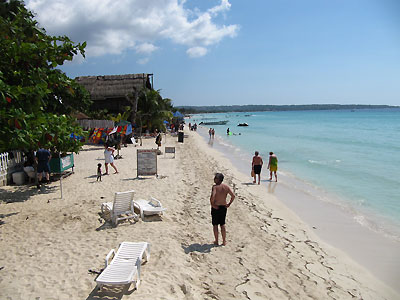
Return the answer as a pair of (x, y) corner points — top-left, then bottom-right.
(0, 129), (399, 300)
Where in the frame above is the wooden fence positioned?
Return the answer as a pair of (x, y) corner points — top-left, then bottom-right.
(0, 151), (25, 186)
(77, 119), (114, 129)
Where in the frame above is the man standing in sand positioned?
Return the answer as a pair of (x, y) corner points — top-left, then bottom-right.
(252, 151), (263, 184)
(210, 173), (235, 246)
(268, 152), (278, 182)
(35, 148), (51, 188)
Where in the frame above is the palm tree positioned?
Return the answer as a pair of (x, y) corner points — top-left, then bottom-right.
(137, 89), (173, 132)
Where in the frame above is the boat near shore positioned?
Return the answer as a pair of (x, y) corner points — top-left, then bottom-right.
(238, 123), (249, 126)
(199, 120), (228, 125)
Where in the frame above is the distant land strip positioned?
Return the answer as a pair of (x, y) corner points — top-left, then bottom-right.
(176, 104), (399, 114)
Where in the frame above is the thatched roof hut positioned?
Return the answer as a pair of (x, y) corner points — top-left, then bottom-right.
(76, 73), (153, 114)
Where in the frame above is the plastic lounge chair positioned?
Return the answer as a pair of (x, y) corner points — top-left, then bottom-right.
(96, 242), (150, 290)
(133, 196), (166, 220)
(101, 190), (139, 226)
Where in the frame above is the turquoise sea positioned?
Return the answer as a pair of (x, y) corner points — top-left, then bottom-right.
(189, 109), (400, 240)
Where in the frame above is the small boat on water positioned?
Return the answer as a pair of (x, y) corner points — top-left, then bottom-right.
(199, 120), (228, 125)
(237, 123), (249, 127)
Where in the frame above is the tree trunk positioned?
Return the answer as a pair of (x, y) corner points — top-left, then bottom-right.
(125, 89), (138, 125)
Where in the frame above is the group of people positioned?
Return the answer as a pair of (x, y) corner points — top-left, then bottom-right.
(210, 152), (278, 245)
(252, 151), (278, 184)
(208, 128), (215, 138)
(188, 123), (198, 131)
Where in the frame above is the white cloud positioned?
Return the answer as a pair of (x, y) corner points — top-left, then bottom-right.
(187, 47), (208, 58)
(208, 0), (231, 16)
(137, 57), (150, 65)
(135, 43), (158, 55)
(26, 0), (238, 59)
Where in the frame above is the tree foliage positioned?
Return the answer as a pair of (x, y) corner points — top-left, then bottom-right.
(0, 0), (91, 153)
(137, 89), (173, 131)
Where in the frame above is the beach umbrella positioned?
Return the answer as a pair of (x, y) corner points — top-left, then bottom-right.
(173, 111), (183, 118)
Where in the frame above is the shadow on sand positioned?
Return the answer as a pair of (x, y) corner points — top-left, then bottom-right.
(241, 182), (256, 186)
(86, 284), (136, 300)
(0, 184), (57, 203)
(182, 243), (219, 254)
(121, 177), (152, 181)
(0, 212), (19, 226)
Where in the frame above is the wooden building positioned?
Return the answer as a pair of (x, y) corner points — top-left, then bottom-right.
(75, 73), (153, 114)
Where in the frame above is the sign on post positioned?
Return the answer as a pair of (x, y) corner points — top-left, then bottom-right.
(164, 147), (176, 158)
(137, 149), (157, 177)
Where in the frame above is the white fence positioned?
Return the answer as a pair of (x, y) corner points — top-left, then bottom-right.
(77, 119), (114, 129)
(0, 151), (25, 186)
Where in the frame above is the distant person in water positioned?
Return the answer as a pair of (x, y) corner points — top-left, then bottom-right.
(252, 151), (263, 184)
(227, 128), (230, 135)
(268, 152), (278, 182)
(210, 173), (235, 246)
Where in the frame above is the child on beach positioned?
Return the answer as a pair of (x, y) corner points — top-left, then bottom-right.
(97, 163), (102, 181)
(210, 173), (235, 246)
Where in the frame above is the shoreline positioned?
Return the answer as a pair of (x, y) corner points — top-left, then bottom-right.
(195, 125), (400, 292)
(0, 129), (398, 299)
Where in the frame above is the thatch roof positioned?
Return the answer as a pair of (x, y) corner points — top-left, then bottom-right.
(76, 74), (152, 101)
(71, 111), (90, 120)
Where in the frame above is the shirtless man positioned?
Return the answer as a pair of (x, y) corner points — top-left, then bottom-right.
(210, 173), (235, 246)
(252, 151), (263, 184)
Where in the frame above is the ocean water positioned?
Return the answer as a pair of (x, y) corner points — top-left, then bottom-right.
(188, 109), (400, 240)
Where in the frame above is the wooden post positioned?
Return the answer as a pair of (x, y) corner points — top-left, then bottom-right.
(59, 153), (63, 199)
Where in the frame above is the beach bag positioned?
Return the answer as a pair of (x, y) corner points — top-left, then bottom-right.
(251, 169), (255, 177)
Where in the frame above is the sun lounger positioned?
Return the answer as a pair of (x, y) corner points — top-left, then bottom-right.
(96, 242), (150, 290)
(101, 190), (139, 226)
(133, 197), (166, 220)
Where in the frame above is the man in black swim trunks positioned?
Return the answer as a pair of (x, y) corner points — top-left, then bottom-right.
(210, 173), (235, 246)
(252, 151), (263, 184)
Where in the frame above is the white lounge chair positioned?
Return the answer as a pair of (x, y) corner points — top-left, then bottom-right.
(133, 197), (166, 220)
(96, 242), (150, 290)
(101, 190), (139, 226)
(130, 137), (138, 147)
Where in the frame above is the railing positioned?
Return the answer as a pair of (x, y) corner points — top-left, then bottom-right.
(0, 151), (25, 186)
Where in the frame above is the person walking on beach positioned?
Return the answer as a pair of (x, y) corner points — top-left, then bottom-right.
(211, 128), (215, 138)
(252, 151), (263, 184)
(268, 152), (278, 182)
(104, 143), (119, 174)
(210, 173), (235, 246)
(155, 129), (162, 150)
(209, 128), (212, 138)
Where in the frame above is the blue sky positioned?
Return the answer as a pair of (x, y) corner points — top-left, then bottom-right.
(27, 0), (400, 106)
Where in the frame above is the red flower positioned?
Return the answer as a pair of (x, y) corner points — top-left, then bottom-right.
(14, 119), (21, 129)
(6, 97), (11, 103)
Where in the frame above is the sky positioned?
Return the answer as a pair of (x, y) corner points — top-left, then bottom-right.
(26, 0), (400, 106)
